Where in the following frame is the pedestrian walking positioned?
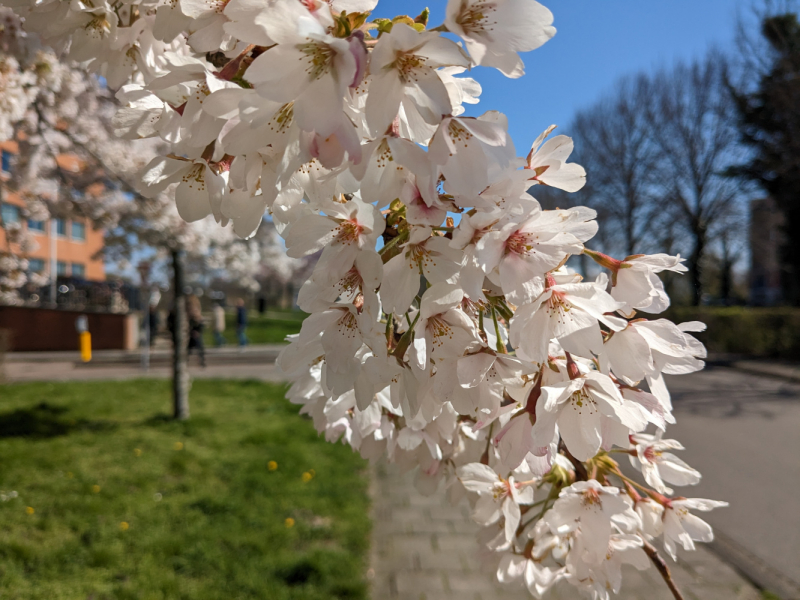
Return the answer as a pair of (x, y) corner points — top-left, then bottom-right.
(236, 298), (248, 347)
(148, 303), (159, 346)
(187, 295), (206, 367)
(212, 302), (226, 347)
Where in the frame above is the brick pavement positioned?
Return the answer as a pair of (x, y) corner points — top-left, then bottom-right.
(370, 462), (760, 600)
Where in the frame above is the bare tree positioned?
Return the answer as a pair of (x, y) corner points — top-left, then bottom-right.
(645, 52), (745, 305)
(570, 75), (663, 256)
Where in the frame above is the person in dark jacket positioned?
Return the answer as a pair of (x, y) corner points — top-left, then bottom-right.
(236, 298), (248, 347)
(148, 306), (159, 346)
(187, 295), (206, 367)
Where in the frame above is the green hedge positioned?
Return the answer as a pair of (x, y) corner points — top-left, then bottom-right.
(657, 307), (800, 359)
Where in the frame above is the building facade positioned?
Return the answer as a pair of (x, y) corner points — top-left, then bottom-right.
(0, 139), (105, 282)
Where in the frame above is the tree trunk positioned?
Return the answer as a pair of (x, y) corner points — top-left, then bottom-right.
(688, 225), (707, 306)
(720, 260), (733, 305)
(625, 192), (636, 257)
(719, 234), (733, 305)
(779, 205), (800, 306)
(171, 249), (190, 420)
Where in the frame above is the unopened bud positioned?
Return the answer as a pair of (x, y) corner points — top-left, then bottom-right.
(565, 352), (581, 380)
(583, 248), (622, 273)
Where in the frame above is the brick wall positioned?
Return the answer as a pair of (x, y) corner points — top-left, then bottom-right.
(0, 306), (132, 352)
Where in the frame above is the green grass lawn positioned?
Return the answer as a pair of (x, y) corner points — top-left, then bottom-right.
(0, 379), (369, 600)
(203, 311), (306, 346)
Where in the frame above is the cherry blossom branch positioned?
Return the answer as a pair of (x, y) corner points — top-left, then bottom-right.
(392, 311), (420, 361)
(610, 467), (661, 498)
(0, 2), (728, 596)
(642, 540), (686, 600)
(479, 421), (495, 465)
(517, 498), (550, 530)
(493, 298), (515, 322)
(490, 307), (506, 353)
(378, 229), (407, 261)
(384, 314), (394, 347)
(217, 44), (256, 81)
(559, 440), (589, 481)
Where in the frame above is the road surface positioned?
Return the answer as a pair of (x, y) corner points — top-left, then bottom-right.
(667, 366), (800, 598)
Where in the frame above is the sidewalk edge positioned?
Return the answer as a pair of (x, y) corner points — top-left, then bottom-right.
(708, 529), (800, 600)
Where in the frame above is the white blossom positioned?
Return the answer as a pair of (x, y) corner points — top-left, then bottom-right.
(444, 0), (555, 78)
(662, 498), (728, 561)
(0, 3), (728, 597)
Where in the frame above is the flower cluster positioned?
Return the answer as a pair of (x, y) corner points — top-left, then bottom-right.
(0, 0), (727, 597)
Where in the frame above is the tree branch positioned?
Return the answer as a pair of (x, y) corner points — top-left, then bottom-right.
(559, 440), (589, 481)
(642, 539), (685, 600)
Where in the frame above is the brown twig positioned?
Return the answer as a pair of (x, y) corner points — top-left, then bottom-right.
(642, 539), (685, 600)
(559, 441), (589, 481)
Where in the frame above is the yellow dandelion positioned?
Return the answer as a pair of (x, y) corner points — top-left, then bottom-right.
(25, 506), (34, 515)
(119, 522), (129, 531)
(302, 472), (313, 483)
(268, 461), (278, 471)
(285, 517), (295, 528)
(66, 472), (74, 479)
(134, 448), (142, 457)
(173, 442), (184, 451)
(91, 485), (101, 494)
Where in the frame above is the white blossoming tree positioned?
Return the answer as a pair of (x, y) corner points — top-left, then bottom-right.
(0, 8), (131, 302)
(0, 9), (292, 419)
(0, 0), (728, 597)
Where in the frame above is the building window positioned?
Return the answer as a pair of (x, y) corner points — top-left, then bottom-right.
(28, 258), (45, 273)
(54, 218), (67, 236)
(71, 263), (85, 278)
(28, 219), (45, 233)
(1, 203), (20, 224)
(1, 150), (11, 174)
(71, 220), (86, 241)
(56, 261), (68, 276)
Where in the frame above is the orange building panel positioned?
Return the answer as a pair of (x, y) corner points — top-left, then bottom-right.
(1, 137), (106, 281)
(1, 195), (105, 282)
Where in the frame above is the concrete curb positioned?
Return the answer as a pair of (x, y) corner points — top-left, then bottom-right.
(709, 529), (800, 600)
(728, 362), (800, 386)
(706, 355), (800, 385)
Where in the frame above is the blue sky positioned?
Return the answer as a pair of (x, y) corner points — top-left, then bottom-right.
(374, 0), (753, 151)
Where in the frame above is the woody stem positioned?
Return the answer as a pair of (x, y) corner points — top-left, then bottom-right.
(480, 421), (494, 465)
(559, 440), (588, 481)
(642, 540), (686, 600)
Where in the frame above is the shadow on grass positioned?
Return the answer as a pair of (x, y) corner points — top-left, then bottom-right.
(279, 560), (323, 587)
(0, 402), (117, 439)
(141, 413), (215, 436)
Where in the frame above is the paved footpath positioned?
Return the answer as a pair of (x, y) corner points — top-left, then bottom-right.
(370, 462), (760, 600)
(2, 358), (285, 383)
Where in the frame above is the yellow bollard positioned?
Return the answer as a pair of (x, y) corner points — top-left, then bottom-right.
(80, 331), (92, 362)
